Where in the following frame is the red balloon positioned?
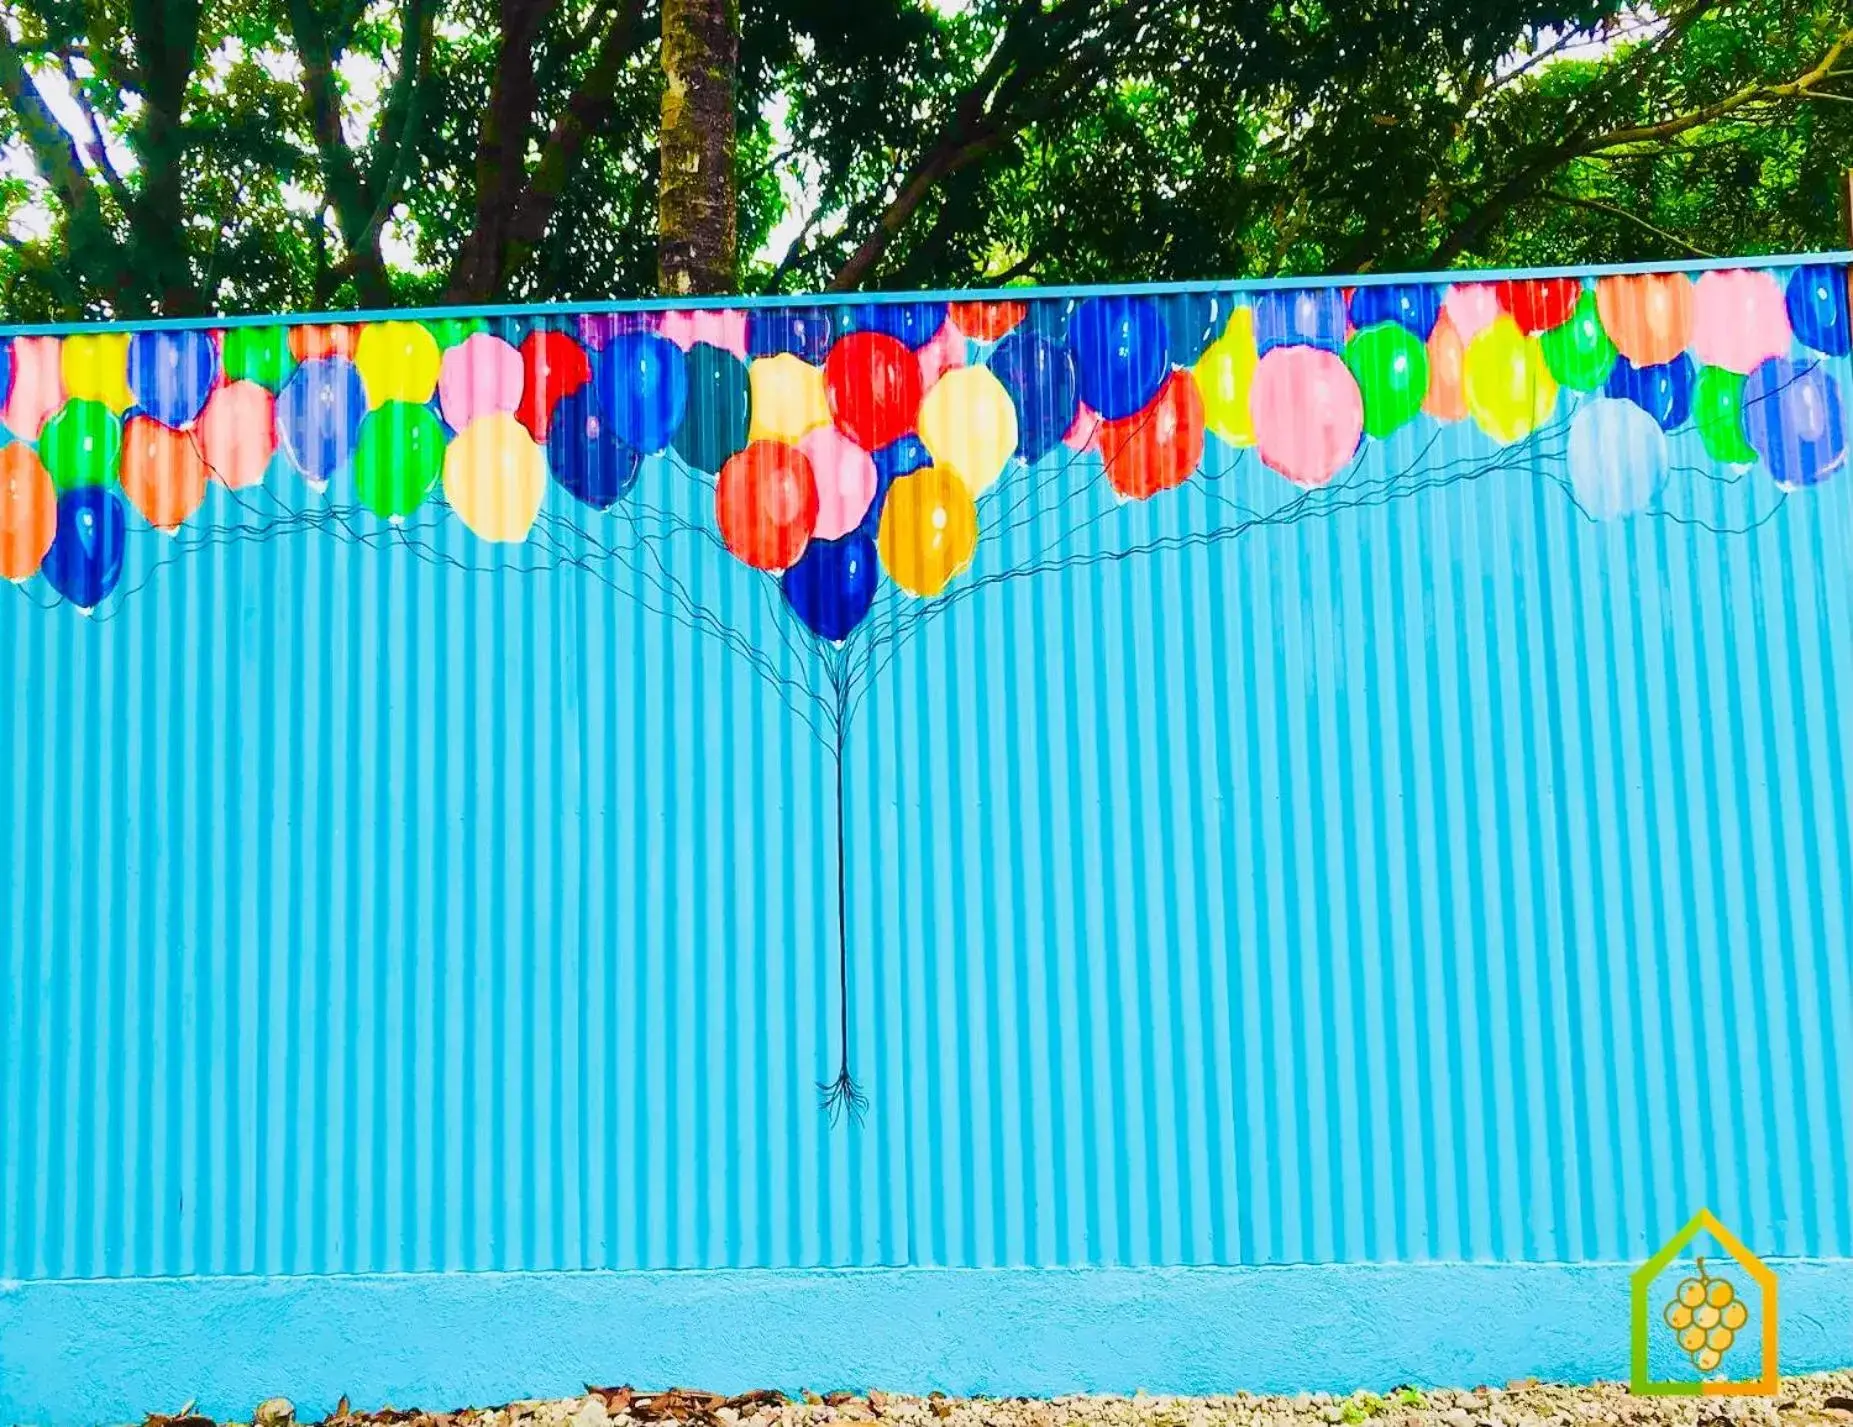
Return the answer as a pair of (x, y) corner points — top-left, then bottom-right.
(716, 440), (818, 570)
(947, 300), (1027, 341)
(1495, 277), (1582, 335)
(516, 330), (591, 440)
(824, 332), (922, 450)
(1099, 370), (1206, 500)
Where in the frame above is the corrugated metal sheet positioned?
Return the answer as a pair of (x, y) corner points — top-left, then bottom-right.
(2, 264), (1851, 1282)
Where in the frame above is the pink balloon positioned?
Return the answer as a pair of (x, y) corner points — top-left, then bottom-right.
(916, 319), (968, 389)
(660, 308), (748, 359)
(193, 378), (276, 489)
(195, 380), (276, 489)
(1062, 402), (1101, 453)
(1248, 345), (1362, 488)
(798, 425), (877, 540)
(5, 336), (64, 439)
(1692, 269), (1791, 374)
(1443, 283), (1502, 343)
(439, 333), (523, 430)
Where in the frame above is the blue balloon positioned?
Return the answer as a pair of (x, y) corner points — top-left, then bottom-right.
(1744, 358), (1846, 489)
(275, 356), (365, 483)
(593, 332), (687, 453)
(1566, 397), (1668, 520)
(849, 302), (947, 349)
(781, 531), (878, 641)
(1068, 296), (1169, 421)
(0, 339), (13, 409)
(1159, 293), (1223, 365)
(863, 434), (932, 537)
(41, 486), (126, 609)
(872, 432), (931, 483)
(1022, 299), (1074, 344)
(746, 306), (834, 363)
(1604, 352), (1694, 432)
(989, 330), (1078, 462)
(547, 387), (642, 509)
(1251, 288), (1347, 355)
(127, 329), (219, 427)
(1346, 284), (1442, 339)
(1786, 265), (1850, 357)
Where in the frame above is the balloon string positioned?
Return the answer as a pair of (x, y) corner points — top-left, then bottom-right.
(818, 694), (867, 1125)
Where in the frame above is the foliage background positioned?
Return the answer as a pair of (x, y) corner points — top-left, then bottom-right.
(1, 0), (1851, 317)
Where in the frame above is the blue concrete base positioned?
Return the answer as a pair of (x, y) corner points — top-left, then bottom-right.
(4, 1263), (1851, 1427)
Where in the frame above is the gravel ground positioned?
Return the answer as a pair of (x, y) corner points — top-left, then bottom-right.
(165, 1371), (1853, 1427)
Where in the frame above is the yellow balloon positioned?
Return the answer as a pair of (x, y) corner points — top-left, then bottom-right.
(355, 320), (441, 407)
(1463, 314), (1557, 444)
(878, 466), (979, 597)
(748, 353), (829, 443)
(444, 412), (546, 543)
(1194, 306), (1258, 445)
(918, 365), (1018, 495)
(60, 332), (133, 412)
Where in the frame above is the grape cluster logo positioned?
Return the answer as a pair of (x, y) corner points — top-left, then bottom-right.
(1630, 1209), (1778, 1396)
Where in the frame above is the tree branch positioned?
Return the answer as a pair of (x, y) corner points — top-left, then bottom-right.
(1429, 16), (1846, 264)
(444, 0), (556, 300)
(286, 0), (416, 304)
(821, 0), (1156, 290)
(56, 52), (134, 214)
(1545, 190), (1718, 256)
(505, 0), (647, 260)
(0, 32), (109, 237)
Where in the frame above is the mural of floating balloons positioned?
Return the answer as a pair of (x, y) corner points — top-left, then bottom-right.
(0, 259), (1843, 621)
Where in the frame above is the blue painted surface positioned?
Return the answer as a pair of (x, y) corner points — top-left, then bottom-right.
(4, 373), (1851, 1277)
(4, 1262), (1853, 1424)
(4, 265), (1853, 1418)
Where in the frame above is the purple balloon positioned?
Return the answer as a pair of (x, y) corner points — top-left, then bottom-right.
(1251, 289), (1347, 356)
(276, 356), (366, 485)
(576, 311), (662, 351)
(1743, 358), (1845, 489)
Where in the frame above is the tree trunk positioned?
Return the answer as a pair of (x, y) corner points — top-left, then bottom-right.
(657, 0), (738, 296)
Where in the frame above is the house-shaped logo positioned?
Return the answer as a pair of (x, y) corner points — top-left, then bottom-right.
(1631, 1208), (1778, 1396)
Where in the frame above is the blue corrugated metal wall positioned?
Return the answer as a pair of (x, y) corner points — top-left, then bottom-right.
(3, 277), (1852, 1286)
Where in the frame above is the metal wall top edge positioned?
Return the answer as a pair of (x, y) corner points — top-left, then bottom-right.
(3, 249), (1849, 339)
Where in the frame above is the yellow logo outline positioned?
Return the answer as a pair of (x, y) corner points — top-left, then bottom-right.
(1630, 1208), (1777, 1396)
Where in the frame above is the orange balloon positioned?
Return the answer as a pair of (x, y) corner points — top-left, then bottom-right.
(0, 444), (56, 579)
(1423, 310), (1468, 422)
(948, 300), (1028, 342)
(288, 323), (357, 362)
(1595, 273), (1693, 367)
(1100, 370), (1206, 500)
(120, 414), (210, 530)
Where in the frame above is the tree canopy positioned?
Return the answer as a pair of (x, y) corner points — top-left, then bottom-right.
(1, 0), (1850, 318)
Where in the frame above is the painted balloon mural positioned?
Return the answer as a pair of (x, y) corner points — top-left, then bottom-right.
(3, 260), (1846, 1117)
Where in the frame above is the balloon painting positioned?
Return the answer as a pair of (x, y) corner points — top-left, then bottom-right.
(5, 258), (1846, 1120)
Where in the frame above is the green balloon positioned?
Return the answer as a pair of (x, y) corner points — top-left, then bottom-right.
(352, 400), (446, 518)
(1693, 365), (1757, 466)
(221, 326), (297, 390)
(1344, 321), (1428, 438)
(671, 341), (750, 473)
(423, 317), (488, 350)
(1538, 292), (1616, 391)
(37, 399), (122, 490)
